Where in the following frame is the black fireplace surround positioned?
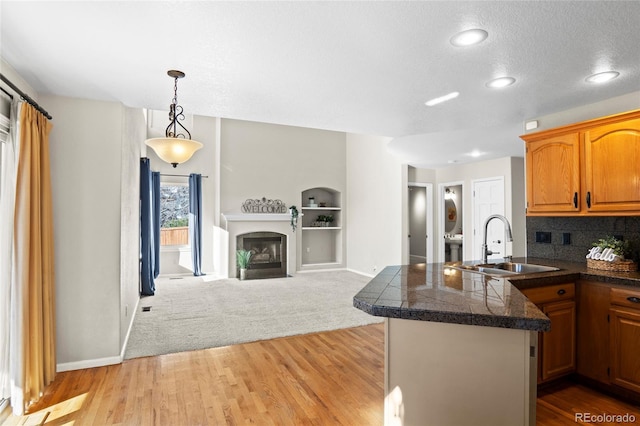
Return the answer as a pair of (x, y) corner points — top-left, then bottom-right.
(237, 232), (287, 279)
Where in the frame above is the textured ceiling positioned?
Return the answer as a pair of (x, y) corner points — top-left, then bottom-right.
(2, 1), (639, 168)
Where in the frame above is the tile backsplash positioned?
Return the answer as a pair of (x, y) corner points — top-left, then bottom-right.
(526, 216), (640, 263)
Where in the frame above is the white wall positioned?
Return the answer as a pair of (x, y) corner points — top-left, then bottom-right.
(435, 157), (526, 261)
(523, 91), (640, 133)
(346, 133), (404, 276)
(120, 107), (146, 351)
(220, 119), (346, 214)
(409, 158), (527, 263)
(220, 119), (347, 274)
(43, 95), (126, 368)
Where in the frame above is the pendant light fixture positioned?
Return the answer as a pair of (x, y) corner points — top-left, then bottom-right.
(145, 70), (203, 167)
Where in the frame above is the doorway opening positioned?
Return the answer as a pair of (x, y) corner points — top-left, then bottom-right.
(159, 182), (192, 275)
(438, 181), (463, 263)
(408, 183), (433, 264)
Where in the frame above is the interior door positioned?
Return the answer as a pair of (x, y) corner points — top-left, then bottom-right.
(408, 184), (433, 264)
(473, 177), (505, 262)
(409, 186), (427, 264)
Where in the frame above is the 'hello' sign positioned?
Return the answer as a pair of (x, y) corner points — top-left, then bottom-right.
(586, 247), (619, 262)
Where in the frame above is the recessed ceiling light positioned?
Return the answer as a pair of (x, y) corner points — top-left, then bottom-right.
(467, 150), (484, 158)
(585, 71), (620, 83)
(486, 77), (516, 88)
(425, 91), (460, 107)
(450, 29), (488, 47)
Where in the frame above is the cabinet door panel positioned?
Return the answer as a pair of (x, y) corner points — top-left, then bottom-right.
(584, 118), (640, 212)
(610, 307), (640, 393)
(526, 134), (580, 213)
(576, 281), (610, 383)
(541, 300), (576, 381)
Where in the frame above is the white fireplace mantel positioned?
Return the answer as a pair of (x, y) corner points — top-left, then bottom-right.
(222, 213), (294, 222)
(220, 212), (299, 278)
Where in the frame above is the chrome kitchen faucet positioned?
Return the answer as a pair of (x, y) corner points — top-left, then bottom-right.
(481, 214), (514, 264)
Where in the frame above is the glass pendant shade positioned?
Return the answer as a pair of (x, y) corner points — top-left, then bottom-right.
(145, 137), (203, 167)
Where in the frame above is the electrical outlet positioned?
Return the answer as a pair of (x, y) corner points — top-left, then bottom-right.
(562, 233), (571, 245)
(535, 231), (552, 243)
(306, 247), (310, 253)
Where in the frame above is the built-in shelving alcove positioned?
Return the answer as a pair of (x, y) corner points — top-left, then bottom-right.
(300, 187), (344, 270)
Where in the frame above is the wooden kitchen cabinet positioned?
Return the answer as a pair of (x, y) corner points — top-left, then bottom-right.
(610, 287), (640, 394)
(521, 109), (640, 216)
(576, 280), (610, 384)
(584, 118), (640, 212)
(525, 133), (580, 213)
(541, 300), (576, 381)
(521, 283), (576, 383)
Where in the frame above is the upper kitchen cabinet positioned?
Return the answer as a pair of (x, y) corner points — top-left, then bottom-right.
(525, 133), (580, 214)
(584, 117), (640, 212)
(521, 110), (640, 216)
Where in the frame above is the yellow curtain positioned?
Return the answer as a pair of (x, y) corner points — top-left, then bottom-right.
(13, 103), (55, 412)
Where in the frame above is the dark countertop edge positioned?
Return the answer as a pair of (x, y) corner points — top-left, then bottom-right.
(353, 257), (640, 333)
(352, 296), (552, 332)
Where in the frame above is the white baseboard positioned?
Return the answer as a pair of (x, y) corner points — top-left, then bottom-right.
(346, 268), (375, 278)
(296, 267), (347, 274)
(57, 355), (122, 372)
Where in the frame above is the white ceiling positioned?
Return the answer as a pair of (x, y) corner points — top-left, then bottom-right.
(2, 1), (639, 168)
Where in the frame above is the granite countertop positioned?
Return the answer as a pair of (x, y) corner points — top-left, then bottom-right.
(353, 257), (640, 333)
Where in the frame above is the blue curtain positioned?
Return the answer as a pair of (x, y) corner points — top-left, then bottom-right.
(140, 158), (160, 295)
(189, 173), (204, 276)
(151, 171), (161, 279)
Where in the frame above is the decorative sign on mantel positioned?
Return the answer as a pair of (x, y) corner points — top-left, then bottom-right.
(241, 197), (288, 214)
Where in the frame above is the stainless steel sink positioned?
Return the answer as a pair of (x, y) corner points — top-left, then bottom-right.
(450, 262), (560, 276)
(475, 262), (560, 274)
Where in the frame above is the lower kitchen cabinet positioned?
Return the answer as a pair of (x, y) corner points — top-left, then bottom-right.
(576, 280), (610, 383)
(521, 283), (576, 383)
(610, 287), (640, 394)
(541, 300), (576, 381)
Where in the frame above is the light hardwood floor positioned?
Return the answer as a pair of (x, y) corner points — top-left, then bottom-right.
(3, 325), (384, 426)
(2, 323), (639, 425)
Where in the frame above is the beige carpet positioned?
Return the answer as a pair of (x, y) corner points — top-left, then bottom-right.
(124, 270), (383, 359)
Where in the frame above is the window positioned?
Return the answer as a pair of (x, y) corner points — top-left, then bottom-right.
(159, 183), (189, 246)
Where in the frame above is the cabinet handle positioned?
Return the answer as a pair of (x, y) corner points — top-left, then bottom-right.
(557, 289), (566, 296)
(586, 191), (591, 208)
(627, 296), (640, 304)
(573, 192), (578, 208)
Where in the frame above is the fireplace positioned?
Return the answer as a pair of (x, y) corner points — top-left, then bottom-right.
(237, 232), (287, 279)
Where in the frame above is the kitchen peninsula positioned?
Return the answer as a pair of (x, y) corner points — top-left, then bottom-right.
(353, 258), (640, 426)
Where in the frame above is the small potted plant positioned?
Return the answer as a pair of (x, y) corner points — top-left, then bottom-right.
(324, 214), (334, 227)
(289, 205), (299, 231)
(237, 249), (252, 280)
(587, 235), (637, 272)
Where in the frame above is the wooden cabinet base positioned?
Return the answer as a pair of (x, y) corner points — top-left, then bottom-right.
(610, 307), (640, 394)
